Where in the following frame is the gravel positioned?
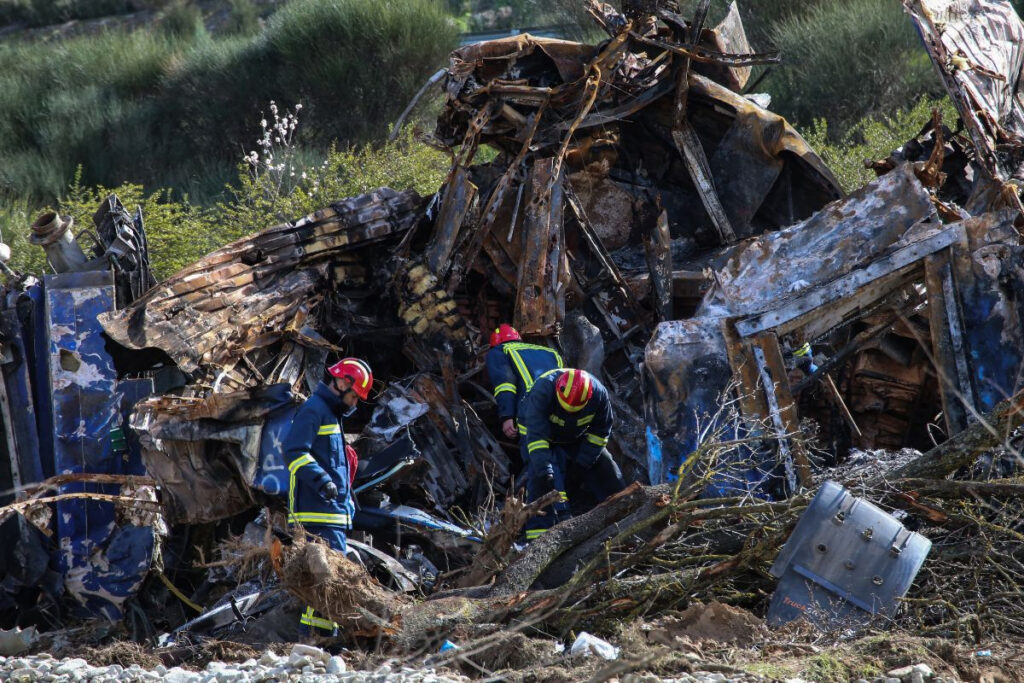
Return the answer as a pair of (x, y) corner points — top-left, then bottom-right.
(0, 645), (945, 683)
(0, 647), (469, 683)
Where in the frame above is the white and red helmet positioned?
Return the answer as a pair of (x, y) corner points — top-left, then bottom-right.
(328, 357), (373, 400)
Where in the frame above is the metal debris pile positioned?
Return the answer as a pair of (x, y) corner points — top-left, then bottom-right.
(1, 0), (1024, 662)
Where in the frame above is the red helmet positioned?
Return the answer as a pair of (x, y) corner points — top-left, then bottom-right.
(556, 369), (594, 413)
(489, 323), (521, 348)
(328, 358), (374, 400)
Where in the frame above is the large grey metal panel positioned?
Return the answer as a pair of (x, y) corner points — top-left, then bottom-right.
(767, 480), (931, 628)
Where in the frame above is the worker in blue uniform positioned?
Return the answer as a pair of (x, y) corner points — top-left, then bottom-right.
(518, 368), (626, 539)
(485, 323), (564, 439)
(283, 357), (374, 637)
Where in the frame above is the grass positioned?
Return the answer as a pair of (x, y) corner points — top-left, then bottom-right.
(800, 653), (852, 683)
(2, 128), (449, 281)
(0, 0), (136, 28)
(764, 0), (945, 133)
(0, 0), (458, 204)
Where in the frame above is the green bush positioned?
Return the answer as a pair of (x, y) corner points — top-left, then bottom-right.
(764, 0), (944, 134)
(5, 125), (449, 280)
(0, 0), (458, 205)
(0, 28), (187, 201)
(224, 0), (261, 36)
(160, 1), (205, 39)
(220, 125), (449, 233)
(802, 96), (959, 193)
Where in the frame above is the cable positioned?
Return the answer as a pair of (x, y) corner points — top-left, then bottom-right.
(156, 570), (204, 614)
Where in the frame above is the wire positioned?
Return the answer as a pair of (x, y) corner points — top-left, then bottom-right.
(157, 570), (204, 614)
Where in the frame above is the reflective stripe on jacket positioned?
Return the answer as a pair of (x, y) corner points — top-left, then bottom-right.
(485, 342), (564, 420)
(283, 382), (355, 528)
(519, 369), (613, 467)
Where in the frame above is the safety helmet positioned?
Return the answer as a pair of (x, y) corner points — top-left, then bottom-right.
(489, 323), (521, 348)
(328, 358), (374, 400)
(555, 369), (594, 413)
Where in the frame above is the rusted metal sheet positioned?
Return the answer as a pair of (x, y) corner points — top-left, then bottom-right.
(924, 248), (974, 434)
(514, 159), (568, 335)
(701, 165), (935, 321)
(425, 167), (478, 280)
(673, 119), (738, 244)
(750, 333), (811, 488)
(99, 188), (423, 386)
(644, 209), (673, 322)
(906, 0), (1024, 184)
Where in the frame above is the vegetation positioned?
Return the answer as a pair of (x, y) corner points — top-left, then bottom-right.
(803, 96), (959, 193)
(3, 123), (449, 280)
(764, 0), (944, 135)
(0, 0), (135, 28)
(0, 0), (457, 204)
(0, 0), (1005, 281)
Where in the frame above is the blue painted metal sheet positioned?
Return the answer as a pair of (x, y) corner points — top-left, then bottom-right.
(956, 230), (1024, 413)
(23, 284), (55, 480)
(253, 386), (301, 497)
(43, 271), (155, 620)
(0, 306), (43, 488)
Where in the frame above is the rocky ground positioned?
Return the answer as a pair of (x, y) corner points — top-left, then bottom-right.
(1, 633), (1009, 683)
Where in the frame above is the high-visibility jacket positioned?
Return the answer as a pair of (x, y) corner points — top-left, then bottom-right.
(519, 369), (614, 469)
(485, 342), (564, 421)
(283, 382), (355, 528)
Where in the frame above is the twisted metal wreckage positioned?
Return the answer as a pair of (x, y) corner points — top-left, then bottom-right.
(1, 0), (1023, 647)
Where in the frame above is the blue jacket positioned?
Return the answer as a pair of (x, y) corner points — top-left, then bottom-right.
(283, 382), (354, 528)
(486, 342), (564, 421)
(519, 370), (614, 469)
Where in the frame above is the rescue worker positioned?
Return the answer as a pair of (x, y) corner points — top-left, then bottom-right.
(283, 357), (374, 637)
(485, 324), (564, 439)
(518, 368), (626, 539)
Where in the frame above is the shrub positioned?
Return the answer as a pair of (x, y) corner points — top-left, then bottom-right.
(160, 0), (205, 39)
(220, 103), (448, 231)
(0, 28), (187, 201)
(764, 0), (944, 134)
(0, 0), (458, 205)
(802, 96), (959, 193)
(224, 0), (261, 36)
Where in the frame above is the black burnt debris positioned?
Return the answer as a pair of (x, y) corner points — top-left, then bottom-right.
(1, 0), (1024, 664)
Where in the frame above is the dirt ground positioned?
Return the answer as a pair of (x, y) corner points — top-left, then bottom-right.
(32, 601), (1023, 682)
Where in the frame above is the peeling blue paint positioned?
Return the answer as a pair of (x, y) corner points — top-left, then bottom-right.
(39, 272), (156, 621)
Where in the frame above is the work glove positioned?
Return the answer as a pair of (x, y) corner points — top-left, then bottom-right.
(576, 448), (602, 471)
(319, 480), (339, 501)
(534, 463), (557, 495)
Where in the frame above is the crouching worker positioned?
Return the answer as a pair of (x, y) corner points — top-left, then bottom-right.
(283, 357), (374, 637)
(485, 323), (563, 440)
(519, 369), (626, 540)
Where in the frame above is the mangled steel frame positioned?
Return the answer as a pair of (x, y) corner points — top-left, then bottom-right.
(645, 0), (1024, 490)
(5, 0), (1024, 630)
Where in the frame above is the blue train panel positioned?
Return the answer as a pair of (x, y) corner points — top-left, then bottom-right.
(0, 306), (43, 488)
(43, 272), (155, 621)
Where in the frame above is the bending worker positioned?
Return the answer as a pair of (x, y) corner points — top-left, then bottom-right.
(518, 368), (626, 539)
(283, 357), (374, 637)
(485, 324), (563, 439)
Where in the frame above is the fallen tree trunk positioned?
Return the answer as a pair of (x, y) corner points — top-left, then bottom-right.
(891, 392), (1024, 479)
(488, 482), (671, 596)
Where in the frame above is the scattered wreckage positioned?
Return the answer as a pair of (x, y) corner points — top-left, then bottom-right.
(1, 0), (1024, 658)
